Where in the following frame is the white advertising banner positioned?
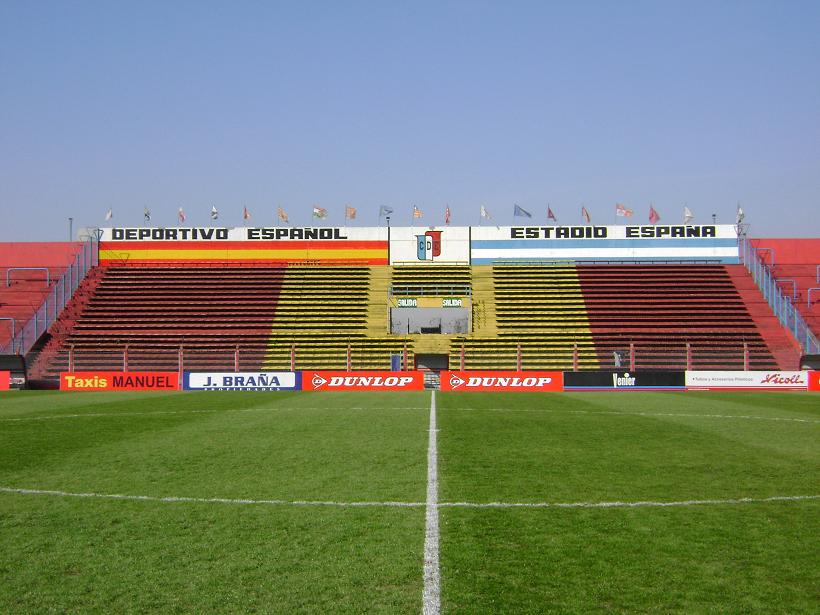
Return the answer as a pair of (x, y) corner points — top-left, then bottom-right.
(184, 372), (300, 390)
(471, 224), (740, 263)
(389, 226), (470, 264)
(685, 371), (809, 390)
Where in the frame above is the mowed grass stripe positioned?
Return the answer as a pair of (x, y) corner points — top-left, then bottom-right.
(0, 495), (425, 613)
(0, 391), (432, 613)
(440, 503), (820, 614)
(436, 391), (820, 613)
(437, 391), (820, 504)
(0, 391), (431, 503)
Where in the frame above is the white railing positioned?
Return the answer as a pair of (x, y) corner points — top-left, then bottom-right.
(738, 237), (819, 355)
(1, 237), (99, 356)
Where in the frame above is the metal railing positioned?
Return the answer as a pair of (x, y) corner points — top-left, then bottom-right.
(739, 237), (819, 355)
(389, 284), (472, 297)
(1, 236), (99, 356)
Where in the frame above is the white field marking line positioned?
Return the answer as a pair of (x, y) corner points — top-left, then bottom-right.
(0, 407), (429, 422)
(1, 486), (817, 511)
(477, 407), (820, 424)
(422, 390), (441, 615)
(439, 495), (820, 509)
(0, 487), (424, 508)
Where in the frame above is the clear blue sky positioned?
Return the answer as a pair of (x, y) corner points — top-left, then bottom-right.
(1, 1), (818, 240)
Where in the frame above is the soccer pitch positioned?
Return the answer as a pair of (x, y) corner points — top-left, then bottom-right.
(1, 391), (818, 613)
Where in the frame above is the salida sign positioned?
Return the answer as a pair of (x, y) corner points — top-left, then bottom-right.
(304, 371), (425, 391)
(441, 371), (563, 392)
(60, 372), (179, 391)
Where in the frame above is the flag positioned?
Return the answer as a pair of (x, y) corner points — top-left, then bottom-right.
(480, 205), (491, 220)
(513, 204), (532, 218)
(105, 208), (113, 221)
(615, 203), (633, 217)
(413, 205), (423, 219)
(649, 205), (660, 224)
(581, 206), (591, 223)
(313, 206), (328, 219)
(244, 206), (252, 221)
(210, 205), (219, 220)
(277, 207), (288, 224)
(345, 205), (357, 220)
(547, 206), (557, 222)
(736, 205), (745, 225)
(379, 205), (394, 218)
(178, 207), (186, 223)
(445, 206), (451, 226)
(683, 206), (694, 224)
(144, 207), (151, 223)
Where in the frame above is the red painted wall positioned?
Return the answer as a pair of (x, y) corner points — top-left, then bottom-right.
(751, 239), (820, 265)
(0, 242), (82, 269)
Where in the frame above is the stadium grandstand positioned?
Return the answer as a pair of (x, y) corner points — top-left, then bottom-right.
(2, 224), (819, 387)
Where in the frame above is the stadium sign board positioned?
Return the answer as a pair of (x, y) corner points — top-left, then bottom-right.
(0, 370), (9, 391)
(440, 370), (563, 392)
(304, 371), (424, 391)
(563, 371), (686, 390)
(808, 371), (820, 391)
(183, 372), (300, 391)
(60, 372), (179, 391)
(471, 224), (740, 264)
(685, 371), (809, 390)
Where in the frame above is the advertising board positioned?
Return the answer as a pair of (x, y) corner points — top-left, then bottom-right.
(99, 226), (388, 265)
(808, 371), (820, 391)
(470, 224), (740, 263)
(0, 371), (9, 391)
(60, 372), (179, 391)
(563, 371), (686, 390)
(304, 371), (425, 391)
(685, 371), (808, 390)
(440, 371), (563, 392)
(183, 372), (301, 391)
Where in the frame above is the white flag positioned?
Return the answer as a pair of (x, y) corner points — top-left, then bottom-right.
(480, 205), (491, 220)
(105, 208), (113, 221)
(211, 205), (219, 220)
(736, 205), (745, 225)
(683, 206), (694, 224)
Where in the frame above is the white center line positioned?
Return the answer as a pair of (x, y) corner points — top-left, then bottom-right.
(422, 390), (440, 615)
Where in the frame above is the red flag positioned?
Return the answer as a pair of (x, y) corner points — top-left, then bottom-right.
(243, 206), (251, 220)
(547, 206), (557, 222)
(581, 206), (591, 223)
(649, 205), (660, 224)
(345, 205), (357, 220)
(413, 205), (423, 219)
(445, 206), (451, 226)
(615, 203), (634, 217)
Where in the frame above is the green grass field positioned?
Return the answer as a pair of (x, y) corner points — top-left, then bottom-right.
(1, 390), (818, 613)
